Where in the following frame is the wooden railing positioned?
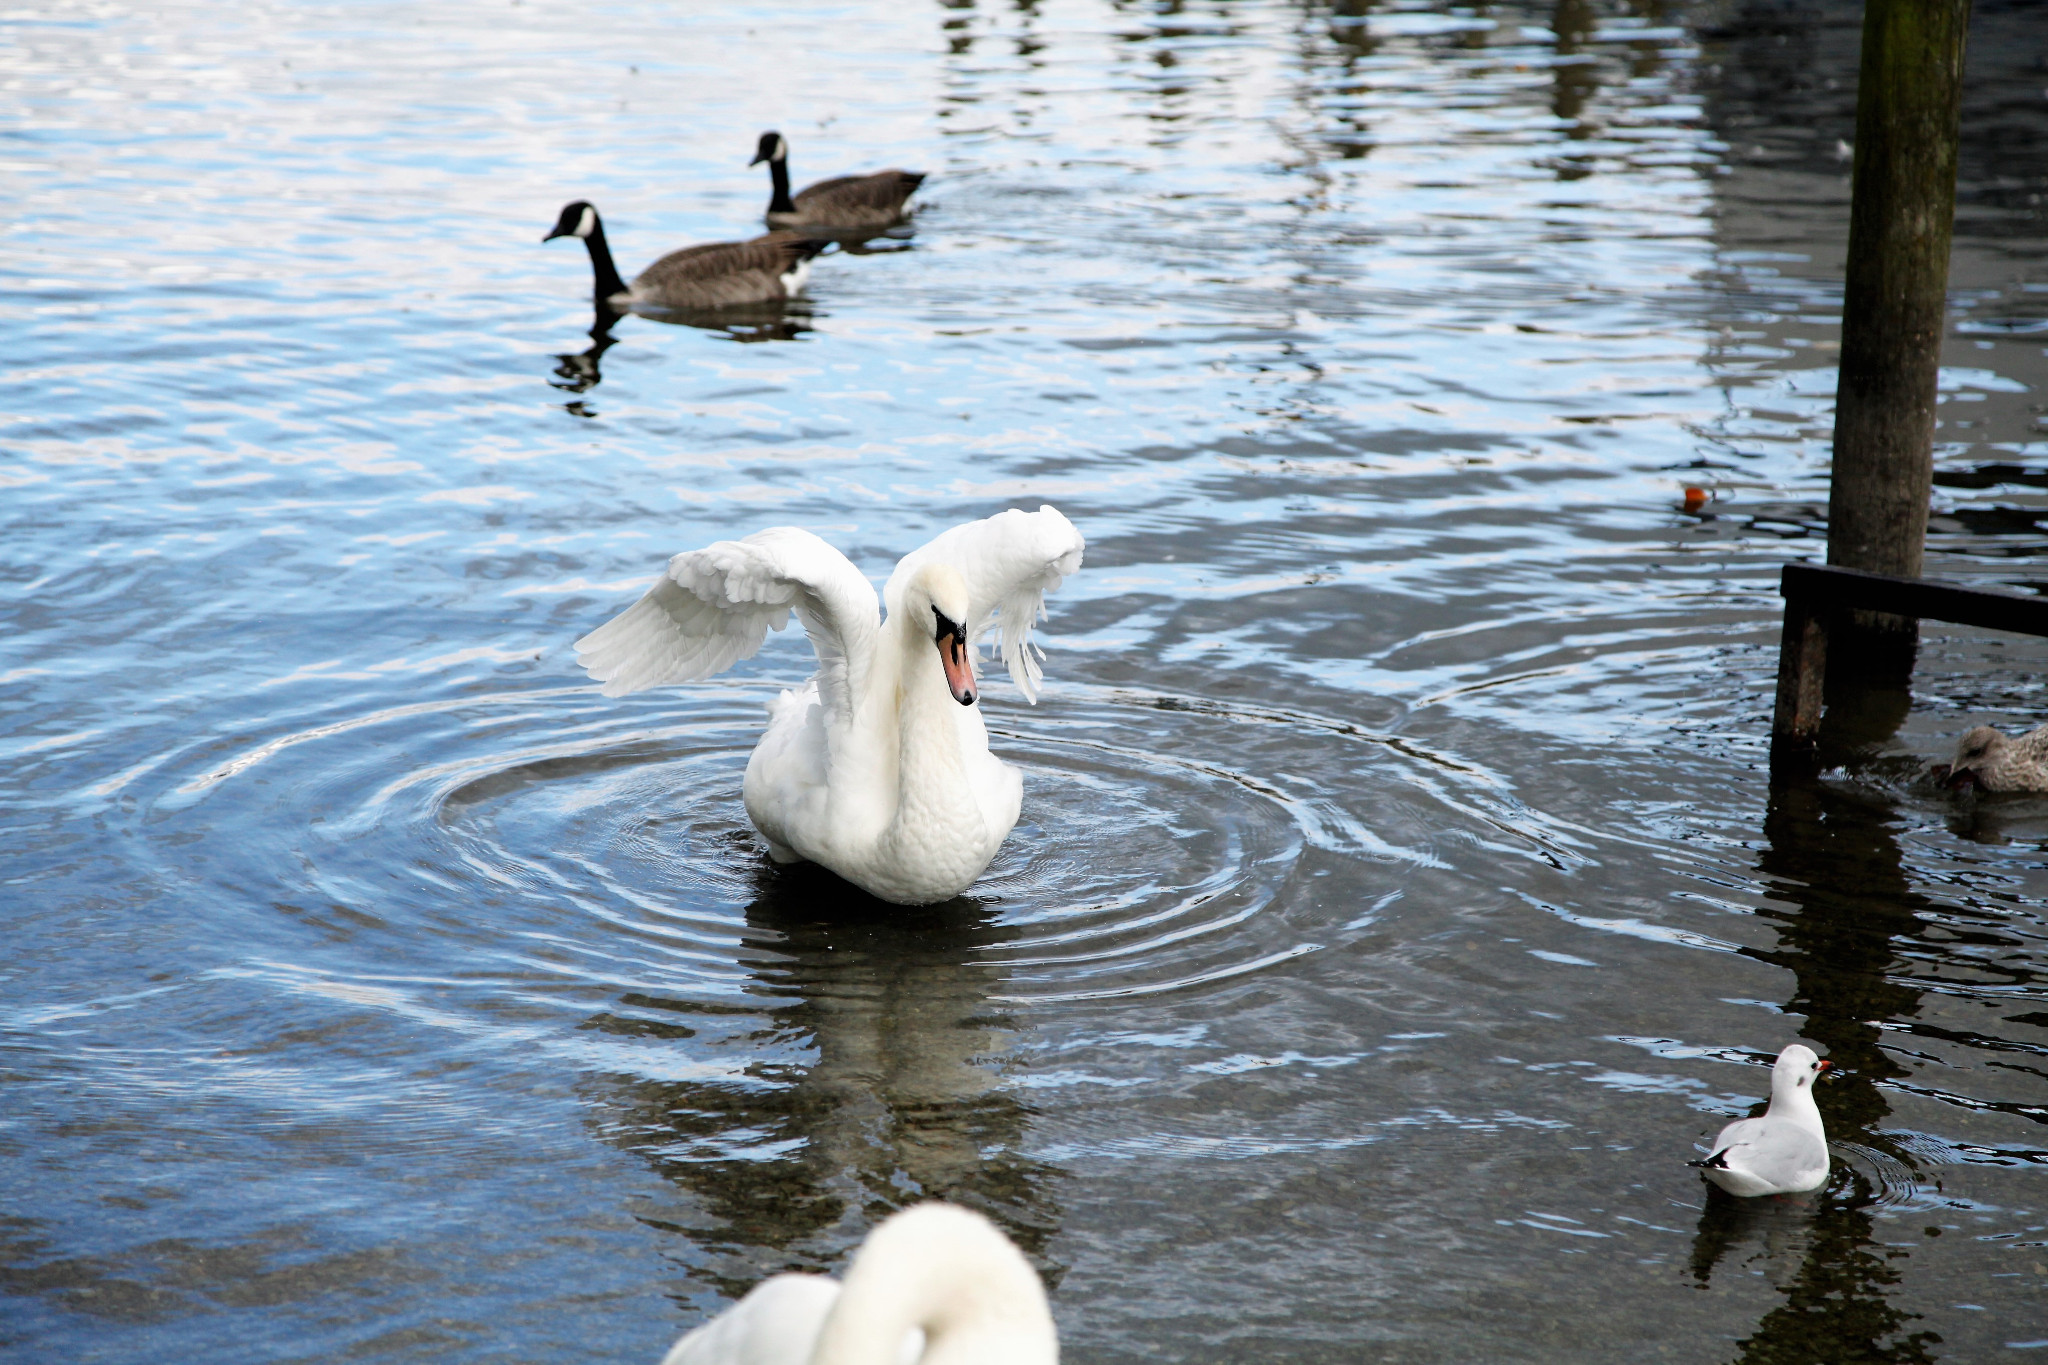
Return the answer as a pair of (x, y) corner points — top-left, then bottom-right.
(1771, 563), (2048, 763)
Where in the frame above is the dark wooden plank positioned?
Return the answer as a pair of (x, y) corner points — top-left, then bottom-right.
(1780, 563), (2048, 638)
(1771, 597), (1829, 751)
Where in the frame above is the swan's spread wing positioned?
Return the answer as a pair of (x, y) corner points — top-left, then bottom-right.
(885, 505), (1084, 703)
(575, 527), (879, 718)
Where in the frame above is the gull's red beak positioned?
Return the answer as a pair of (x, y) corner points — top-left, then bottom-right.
(936, 615), (975, 706)
(1817, 1059), (1833, 1073)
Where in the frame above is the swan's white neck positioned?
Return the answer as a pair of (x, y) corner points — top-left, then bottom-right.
(871, 609), (985, 875)
(809, 1206), (1056, 1365)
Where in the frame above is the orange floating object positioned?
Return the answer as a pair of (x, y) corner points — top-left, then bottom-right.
(1682, 486), (1710, 512)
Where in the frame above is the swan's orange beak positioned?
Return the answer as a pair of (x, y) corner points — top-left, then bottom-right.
(935, 614), (976, 706)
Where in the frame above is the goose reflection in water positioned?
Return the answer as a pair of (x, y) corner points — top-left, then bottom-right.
(549, 308), (621, 396)
(583, 864), (1063, 1304)
(635, 299), (817, 344)
(1689, 681), (1942, 1364)
(547, 300), (815, 405)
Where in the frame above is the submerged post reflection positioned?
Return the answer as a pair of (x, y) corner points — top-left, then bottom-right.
(586, 865), (1063, 1301)
(1685, 770), (1940, 1362)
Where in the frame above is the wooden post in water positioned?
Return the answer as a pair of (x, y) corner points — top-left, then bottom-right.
(1825, 0), (1971, 613)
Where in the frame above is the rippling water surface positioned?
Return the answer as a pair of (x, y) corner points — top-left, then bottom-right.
(6, 0), (2048, 1360)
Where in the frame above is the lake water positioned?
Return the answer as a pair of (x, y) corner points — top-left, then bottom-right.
(5, 0), (2047, 1360)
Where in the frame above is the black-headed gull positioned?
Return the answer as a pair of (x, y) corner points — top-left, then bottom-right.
(1689, 1043), (1832, 1197)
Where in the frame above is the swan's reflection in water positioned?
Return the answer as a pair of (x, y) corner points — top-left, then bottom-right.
(1692, 683), (1939, 1363)
(589, 866), (1063, 1301)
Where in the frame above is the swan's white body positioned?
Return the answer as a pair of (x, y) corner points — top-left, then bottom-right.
(1691, 1043), (1832, 1197)
(659, 1202), (1058, 1365)
(576, 507), (1084, 904)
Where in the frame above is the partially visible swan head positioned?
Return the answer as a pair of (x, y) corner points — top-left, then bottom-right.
(544, 201), (598, 242)
(751, 130), (790, 166)
(812, 1203), (1057, 1365)
(900, 563), (976, 706)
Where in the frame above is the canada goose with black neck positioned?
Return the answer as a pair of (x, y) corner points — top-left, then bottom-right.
(543, 201), (827, 311)
(751, 131), (925, 233)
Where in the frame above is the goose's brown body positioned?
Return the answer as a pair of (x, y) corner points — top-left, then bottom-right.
(753, 130), (924, 233)
(543, 201), (826, 313)
(769, 170), (926, 232)
(629, 232), (822, 309)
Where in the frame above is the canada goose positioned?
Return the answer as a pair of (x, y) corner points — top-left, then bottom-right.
(542, 201), (827, 312)
(751, 131), (926, 233)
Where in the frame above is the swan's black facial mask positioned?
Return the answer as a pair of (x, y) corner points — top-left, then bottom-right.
(933, 608), (975, 706)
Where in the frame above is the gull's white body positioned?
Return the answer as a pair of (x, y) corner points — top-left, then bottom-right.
(659, 1203), (1058, 1365)
(1692, 1043), (1831, 1198)
(575, 507), (1084, 904)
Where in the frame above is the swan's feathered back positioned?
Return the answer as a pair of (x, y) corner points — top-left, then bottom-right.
(884, 507), (1085, 703)
(658, 1274), (843, 1365)
(655, 1205), (1048, 1365)
(574, 527), (880, 721)
(811, 1204), (1057, 1365)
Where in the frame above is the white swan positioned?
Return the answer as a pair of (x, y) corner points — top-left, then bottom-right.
(658, 1202), (1058, 1365)
(1688, 1043), (1832, 1197)
(575, 506), (1084, 904)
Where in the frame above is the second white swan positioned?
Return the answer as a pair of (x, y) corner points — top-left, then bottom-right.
(658, 1202), (1057, 1365)
(575, 506), (1085, 904)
